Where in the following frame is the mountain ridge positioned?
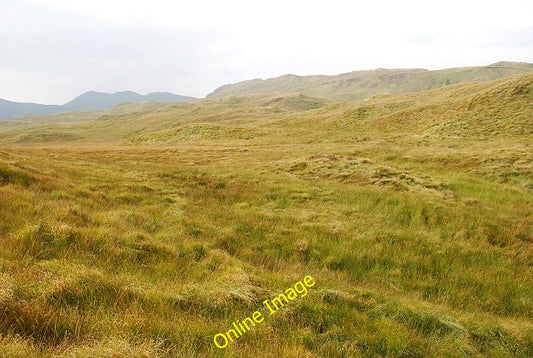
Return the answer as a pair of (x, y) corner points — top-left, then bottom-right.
(207, 61), (533, 101)
(0, 90), (193, 120)
(2, 61), (532, 120)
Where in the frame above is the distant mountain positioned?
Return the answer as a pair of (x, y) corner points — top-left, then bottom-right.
(0, 99), (62, 120)
(207, 61), (533, 101)
(0, 91), (193, 120)
(63, 91), (192, 111)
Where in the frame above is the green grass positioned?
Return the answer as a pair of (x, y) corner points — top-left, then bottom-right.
(0, 74), (531, 357)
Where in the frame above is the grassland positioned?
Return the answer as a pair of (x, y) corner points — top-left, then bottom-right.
(0, 74), (532, 357)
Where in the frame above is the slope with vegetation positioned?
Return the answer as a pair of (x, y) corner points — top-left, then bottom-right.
(0, 74), (531, 357)
(207, 61), (533, 101)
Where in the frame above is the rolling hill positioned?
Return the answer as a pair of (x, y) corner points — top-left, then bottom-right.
(1, 73), (530, 145)
(207, 61), (533, 101)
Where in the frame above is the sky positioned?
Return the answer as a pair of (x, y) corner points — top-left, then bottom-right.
(1, 0), (532, 104)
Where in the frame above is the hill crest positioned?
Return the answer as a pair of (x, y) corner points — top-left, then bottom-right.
(207, 61), (533, 101)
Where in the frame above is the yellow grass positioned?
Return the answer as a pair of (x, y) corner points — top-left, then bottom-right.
(0, 74), (531, 357)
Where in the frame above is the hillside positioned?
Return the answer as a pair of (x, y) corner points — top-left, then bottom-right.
(0, 91), (193, 120)
(207, 61), (533, 101)
(0, 75), (532, 357)
(1, 74), (531, 145)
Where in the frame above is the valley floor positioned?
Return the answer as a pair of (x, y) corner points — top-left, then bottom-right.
(0, 139), (531, 357)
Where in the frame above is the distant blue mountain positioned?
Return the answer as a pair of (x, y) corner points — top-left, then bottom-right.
(0, 98), (63, 120)
(62, 91), (192, 111)
(0, 91), (193, 120)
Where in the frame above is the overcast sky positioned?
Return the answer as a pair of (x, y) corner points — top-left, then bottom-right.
(1, 0), (532, 104)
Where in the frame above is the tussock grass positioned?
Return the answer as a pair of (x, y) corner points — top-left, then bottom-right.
(0, 166), (35, 186)
(0, 74), (532, 356)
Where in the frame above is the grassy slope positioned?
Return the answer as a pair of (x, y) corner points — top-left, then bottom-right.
(0, 75), (531, 357)
(207, 61), (533, 101)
